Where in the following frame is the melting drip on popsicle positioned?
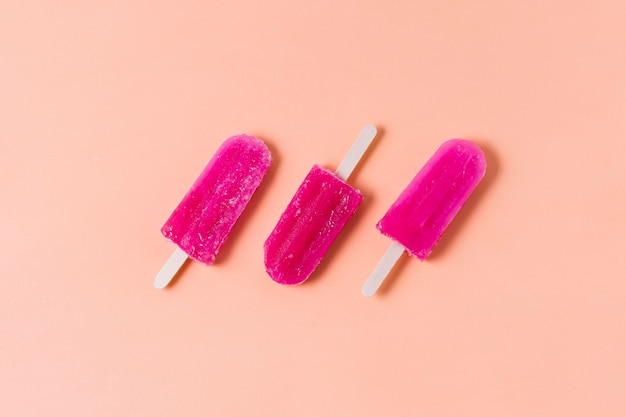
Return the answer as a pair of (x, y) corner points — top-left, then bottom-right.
(154, 134), (272, 289)
(361, 139), (486, 296)
(264, 125), (378, 285)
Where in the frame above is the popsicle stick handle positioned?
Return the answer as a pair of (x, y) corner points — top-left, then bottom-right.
(153, 247), (188, 289)
(361, 240), (405, 296)
(335, 124), (377, 181)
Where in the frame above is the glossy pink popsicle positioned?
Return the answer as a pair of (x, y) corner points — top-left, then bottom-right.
(154, 134), (271, 289)
(264, 125), (377, 285)
(362, 139), (486, 296)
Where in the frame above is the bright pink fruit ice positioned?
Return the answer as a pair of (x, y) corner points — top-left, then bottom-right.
(377, 139), (486, 260)
(161, 134), (271, 264)
(264, 165), (363, 285)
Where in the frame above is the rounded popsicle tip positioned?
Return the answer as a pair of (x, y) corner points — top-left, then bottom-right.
(444, 139), (487, 172)
(221, 134), (273, 175)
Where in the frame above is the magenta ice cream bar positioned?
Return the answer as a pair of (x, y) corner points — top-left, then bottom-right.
(264, 165), (363, 284)
(154, 134), (271, 289)
(362, 139), (486, 296)
(264, 125), (377, 285)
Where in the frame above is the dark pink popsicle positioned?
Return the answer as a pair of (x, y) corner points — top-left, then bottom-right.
(362, 139), (486, 296)
(377, 139), (486, 259)
(161, 134), (271, 264)
(264, 165), (362, 285)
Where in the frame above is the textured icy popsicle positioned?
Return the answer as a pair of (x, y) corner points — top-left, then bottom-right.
(154, 134), (271, 289)
(264, 165), (363, 285)
(264, 125), (377, 285)
(362, 139), (486, 296)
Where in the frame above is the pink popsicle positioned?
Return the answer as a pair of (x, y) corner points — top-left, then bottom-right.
(362, 139), (486, 296)
(264, 165), (363, 285)
(154, 134), (271, 289)
(264, 125), (377, 285)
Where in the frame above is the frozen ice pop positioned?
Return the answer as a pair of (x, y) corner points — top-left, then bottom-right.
(154, 134), (271, 289)
(361, 139), (486, 296)
(264, 125), (377, 285)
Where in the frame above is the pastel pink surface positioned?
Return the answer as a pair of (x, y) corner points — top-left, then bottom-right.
(3, 2), (626, 417)
(377, 139), (486, 260)
(161, 135), (271, 264)
(264, 165), (362, 285)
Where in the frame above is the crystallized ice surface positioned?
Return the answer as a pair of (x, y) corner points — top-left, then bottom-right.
(264, 165), (362, 285)
(162, 135), (271, 264)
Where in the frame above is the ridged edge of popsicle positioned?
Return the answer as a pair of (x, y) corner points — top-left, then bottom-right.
(263, 165), (363, 285)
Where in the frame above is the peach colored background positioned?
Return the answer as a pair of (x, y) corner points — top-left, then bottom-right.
(2, 1), (625, 416)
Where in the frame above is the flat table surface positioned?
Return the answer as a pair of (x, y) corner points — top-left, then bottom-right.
(2, 1), (625, 416)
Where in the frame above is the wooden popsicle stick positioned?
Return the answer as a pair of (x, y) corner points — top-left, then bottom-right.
(335, 124), (377, 181)
(153, 247), (188, 289)
(361, 240), (405, 296)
